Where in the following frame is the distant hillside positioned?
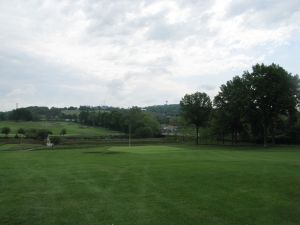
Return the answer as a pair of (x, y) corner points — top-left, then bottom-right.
(144, 104), (180, 117)
(0, 121), (122, 137)
(0, 105), (120, 121)
(0, 104), (182, 125)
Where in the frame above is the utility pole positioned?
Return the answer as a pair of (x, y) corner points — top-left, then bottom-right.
(128, 122), (131, 147)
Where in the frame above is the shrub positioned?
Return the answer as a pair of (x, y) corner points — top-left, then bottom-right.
(36, 129), (52, 140)
(24, 128), (52, 139)
(24, 128), (37, 138)
(1, 127), (11, 137)
(50, 136), (61, 145)
(17, 128), (25, 135)
(134, 127), (153, 138)
(60, 128), (66, 136)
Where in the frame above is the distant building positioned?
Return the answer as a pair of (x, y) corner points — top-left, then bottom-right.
(161, 124), (178, 135)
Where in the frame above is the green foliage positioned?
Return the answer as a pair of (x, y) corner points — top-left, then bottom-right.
(243, 63), (300, 146)
(1, 106), (70, 121)
(212, 63), (300, 146)
(0, 112), (6, 121)
(23, 128), (52, 140)
(213, 76), (248, 143)
(23, 128), (37, 138)
(0, 121), (121, 137)
(144, 104), (180, 124)
(1, 127), (11, 136)
(17, 128), (25, 135)
(60, 128), (67, 136)
(145, 104), (180, 116)
(50, 136), (61, 145)
(9, 108), (33, 121)
(180, 92), (212, 144)
(36, 129), (52, 140)
(133, 127), (153, 138)
(126, 107), (160, 138)
(78, 107), (161, 138)
(180, 92), (212, 127)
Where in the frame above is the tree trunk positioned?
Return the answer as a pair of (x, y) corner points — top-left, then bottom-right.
(196, 126), (199, 145)
(128, 123), (132, 147)
(271, 120), (275, 145)
(235, 131), (238, 144)
(222, 132), (225, 145)
(263, 124), (268, 148)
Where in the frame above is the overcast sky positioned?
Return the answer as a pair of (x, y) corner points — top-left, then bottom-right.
(0, 0), (299, 111)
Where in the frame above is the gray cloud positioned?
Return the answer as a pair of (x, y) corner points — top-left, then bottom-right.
(0, 47), (97, 109)
(0, 0), (299, 111)
(225, 0), (300, 28)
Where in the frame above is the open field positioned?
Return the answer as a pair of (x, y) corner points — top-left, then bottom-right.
(0, 144), (299, 225)
(0, 121), (122, 136)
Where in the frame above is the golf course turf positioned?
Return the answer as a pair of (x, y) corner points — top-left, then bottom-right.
(0, 145), (299, 225)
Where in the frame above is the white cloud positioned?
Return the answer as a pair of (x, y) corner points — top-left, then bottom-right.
(0, 0), (299, 111)
(6, 85), (36, 98)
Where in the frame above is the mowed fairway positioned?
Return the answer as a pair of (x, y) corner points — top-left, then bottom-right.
(0, 145), (299, 225)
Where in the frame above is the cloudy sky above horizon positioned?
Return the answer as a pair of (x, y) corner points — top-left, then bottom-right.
(1, 0), (300, 111)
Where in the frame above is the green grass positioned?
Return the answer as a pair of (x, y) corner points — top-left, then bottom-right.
(0, 121), (122, 136)
(0, 144), (299, 225)
(0, 143), (44, 151)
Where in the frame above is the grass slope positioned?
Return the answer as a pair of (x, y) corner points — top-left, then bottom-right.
(0, 145), (299, 225)
(0, 121), (122, 136)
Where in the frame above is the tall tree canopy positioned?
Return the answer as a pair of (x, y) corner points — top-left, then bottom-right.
(180, 92), (212, 144)
(212, 63), (300, 146)
(213, 76), (248, 144)
(243, 63), (300, 146)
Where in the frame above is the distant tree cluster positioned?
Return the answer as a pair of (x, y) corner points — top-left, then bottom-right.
(0, 105), (137, 122)
(181, 63), (300, 146)
(145, 104), (181, 124)
(0, 107), (64, 121)
(0, 127), (53, 140)
(78, 107), (161, 138)
(1, 127), (11, 137)
(0, 105), (161, 138)
(19, 128), (52, 140)
(9, 108), (33, 121)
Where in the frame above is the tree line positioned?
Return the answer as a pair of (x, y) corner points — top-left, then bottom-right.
(78, 107), (161, 138)
(180, 63), (300, 146)
(0, 127), (66, 140)
(0, 107), (161, 139)
(1, 63), (299, 145)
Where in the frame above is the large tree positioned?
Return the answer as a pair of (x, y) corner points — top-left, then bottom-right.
(125, 107), (160, 138)
(213, 76), (249, 144)
(180, 92), (212, 144)
(243, 63), (300, 147)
